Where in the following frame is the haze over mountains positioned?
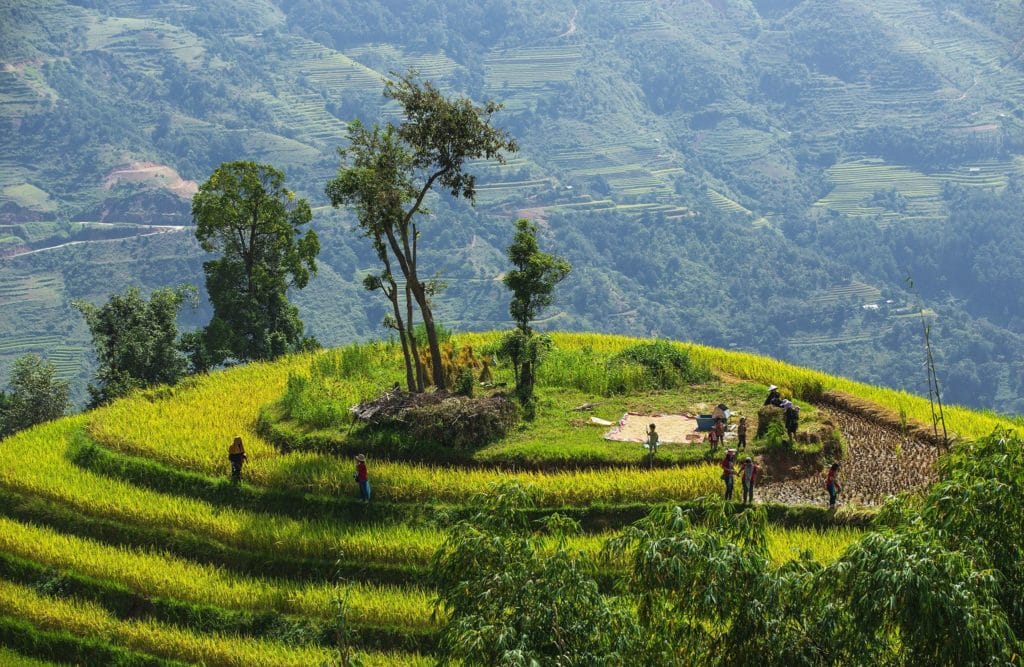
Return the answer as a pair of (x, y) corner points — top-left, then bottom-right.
(2, 0), (1024, 413)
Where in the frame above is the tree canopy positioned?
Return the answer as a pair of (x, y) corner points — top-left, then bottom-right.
(0, 354), (70, 438)
(73, 286), (193, 407)
(326, 71), (516, 391)
(192, 161), (320, 365)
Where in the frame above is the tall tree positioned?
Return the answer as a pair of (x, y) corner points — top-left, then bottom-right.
(505, 218), (572, 335)
(0, 354), (70, 438)
(73, 286), (193, 407)
(326, 72), (516, 391)
(501, 218), (571, 414)
(192, 161), (320, 366)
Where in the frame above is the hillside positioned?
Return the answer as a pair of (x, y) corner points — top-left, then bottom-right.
(0, 332), (1019, 664)
(3, 0), (1024, 411)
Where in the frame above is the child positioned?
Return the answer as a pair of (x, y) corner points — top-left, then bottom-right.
(355, 454), (371, 502)
(721, 449), (736, 501)
(741, 456), (760, 505)
(646, 423), (659, 468)
(227, 436), (247, 484)
(707, 426), (720, 451)
(737, 417), (748, 449)
(825, 462), (841, 510)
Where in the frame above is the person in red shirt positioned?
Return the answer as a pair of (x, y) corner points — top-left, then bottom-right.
(355, 454), (371, 502)
(721, 449), (736, 501)
(825, 462), (841, 509)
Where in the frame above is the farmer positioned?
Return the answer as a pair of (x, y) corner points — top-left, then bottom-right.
(227, 435), (247, 484)
(354, 454), (371, 502)
(646, 423), (659, 468)
(764, 384), (781, 406)
(825, 462), (842, 510)
(721, 449), (737, 501)
(785, 404), (800, 440)
(741, 456), (760, 505)
(737, 416), (748, 449)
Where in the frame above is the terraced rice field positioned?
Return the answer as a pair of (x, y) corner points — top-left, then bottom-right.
(84, 15), (205, 74)
(1, 332), (1016, 663)
(808, 281), (883, 306)
(285, 37), (384, 95)
(812, 158), (1024, 222)
(484, 46), (583, 90)
(706, 187), (752, 216)
(345, 44), (462, 81)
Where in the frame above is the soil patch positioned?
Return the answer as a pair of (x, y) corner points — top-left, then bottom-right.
(103, 162), (198, 200)
(759, 404), (941, 507)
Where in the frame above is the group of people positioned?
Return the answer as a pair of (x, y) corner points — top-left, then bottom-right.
(225, 436), (372, 502)
(721, 448), (843, 508)
(720, 448), (760, 504)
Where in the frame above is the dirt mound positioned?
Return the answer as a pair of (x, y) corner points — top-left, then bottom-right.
(103, 162), (198, 200)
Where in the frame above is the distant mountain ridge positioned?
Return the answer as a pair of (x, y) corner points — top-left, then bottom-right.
(2, 0), (1024, 413)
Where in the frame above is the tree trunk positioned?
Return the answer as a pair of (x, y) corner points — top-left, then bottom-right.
(385, 280), (415, 392)
(412, 279), (446, 391)
(406, 281), (425, 392)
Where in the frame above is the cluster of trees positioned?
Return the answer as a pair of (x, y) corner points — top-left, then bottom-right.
(432, 429), (1024, 665)
(326, 72), (516, 393)
(1, 73), (532, 436)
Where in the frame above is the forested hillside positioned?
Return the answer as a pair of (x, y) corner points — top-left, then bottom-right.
(2, 0), (1024, 412)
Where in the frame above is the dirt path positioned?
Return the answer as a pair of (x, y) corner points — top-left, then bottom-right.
(758, 405), (941, 507)
(558, 7), (579, 38)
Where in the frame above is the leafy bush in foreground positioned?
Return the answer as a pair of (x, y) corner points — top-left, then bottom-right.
(435, 430), (1023, 666)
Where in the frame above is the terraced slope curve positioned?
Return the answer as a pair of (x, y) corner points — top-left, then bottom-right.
(0, 333), (1014, 664)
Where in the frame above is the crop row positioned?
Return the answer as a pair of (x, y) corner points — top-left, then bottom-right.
(0, 419), (451, 568)
(807, 281), (882, 305)
(0, 335), (63, 352)
(706, 188), (751, 215)
(484, 46), (582, 87)
(0, 577), (427, 667)
(0, 515), (436, 632)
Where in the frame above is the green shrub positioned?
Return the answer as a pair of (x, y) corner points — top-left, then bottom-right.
(607, 341), (714, 394)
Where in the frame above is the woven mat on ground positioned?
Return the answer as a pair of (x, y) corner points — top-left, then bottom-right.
(604, 412), (704, 444)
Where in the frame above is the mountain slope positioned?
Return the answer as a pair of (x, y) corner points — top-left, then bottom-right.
(2, 0), (1024, 411)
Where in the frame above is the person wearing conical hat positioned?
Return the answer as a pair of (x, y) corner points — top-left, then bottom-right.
(227, 436), (247, 484)
(354, 454), (371, 502)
